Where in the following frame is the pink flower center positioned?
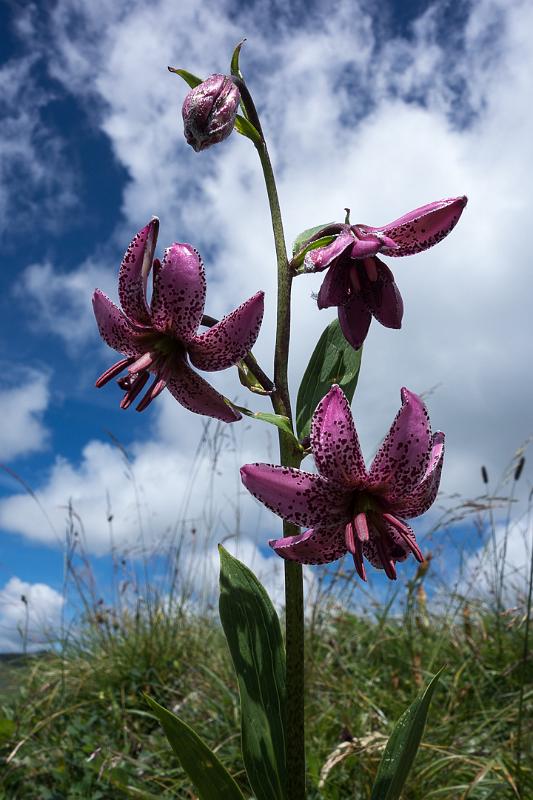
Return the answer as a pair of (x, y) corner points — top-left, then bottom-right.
(96, 335), (187, 412)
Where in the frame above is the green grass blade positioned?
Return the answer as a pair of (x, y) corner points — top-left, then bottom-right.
(219, 545), (287, 800)
(144, 694), (245, 800)
(371, 669), (443, 800)
(296, 318), (362, 439)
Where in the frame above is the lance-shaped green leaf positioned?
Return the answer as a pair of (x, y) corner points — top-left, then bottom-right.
(234, 114), (262, 146)
(237, 358), (271, 395)
(219, 546), (287, 800)
(292, 223), (335, 256)
(230, 39), (246, 80)
(144, 694), (245, 800)
(370, 669), (443, 800)
(167, 67), (203, 89)
(296, 318), (362, 439)
(234, 405), (302, 450)
(291, 233), (336, 271)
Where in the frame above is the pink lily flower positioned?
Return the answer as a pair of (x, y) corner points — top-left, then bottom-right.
(299, 196), (467, 349)
(241, 385), (444, 581)
(93, 218), (264, 422)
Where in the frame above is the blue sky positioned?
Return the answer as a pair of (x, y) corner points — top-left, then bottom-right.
(1, 0), (532, 650)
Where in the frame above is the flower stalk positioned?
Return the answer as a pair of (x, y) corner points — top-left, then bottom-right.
(240, 77), (306, 799)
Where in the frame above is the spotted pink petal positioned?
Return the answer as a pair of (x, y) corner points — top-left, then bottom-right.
(303, 231), (353, 273)
(363, 258), (404, 329)
(368, 388), (431, 501)
(151, 243), (206, 341)
(310, 385), (367, 487)
(240, 464), (351, 528)
(338, 292), (372, 350)
(317, 259), (351, 309)
(166, 358), (241, 422)
(350, 236), (382, 259)
(269, 524), (346, 565)
(390, 431), (445, 518)
(368, 196), (467, 257)
(118, 218), (159, 325)
(92, 290), (145, 358)
(189, 291), (264, 372)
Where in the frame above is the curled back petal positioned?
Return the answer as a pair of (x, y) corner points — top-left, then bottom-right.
(349, 236), (382, 259)
(390, 431), (445, 518)
(362, 257), (404, 329)
(303, 231), (353, 273)
(317, 260), (351, 309)
(92, 290), (145, 357)
(240, 464), (351, 528)
(337, 292), (372, 350)
(269, 525), (346, 565)
(188, 291), (264, 372)
(368, 387), (431, 501)
(118, 218), (159, 325)
(151, 243), (206, 341)
(310, 385), (367, 487)
(373, 196), (467, 257)
(166, 358), (241, 422)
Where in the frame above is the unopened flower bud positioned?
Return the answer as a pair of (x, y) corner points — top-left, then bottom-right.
(182, 74), (240, 152)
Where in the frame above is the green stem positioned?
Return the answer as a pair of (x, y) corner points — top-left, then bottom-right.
(249, 117), (306, 798)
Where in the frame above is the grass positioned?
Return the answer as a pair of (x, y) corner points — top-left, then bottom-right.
(0, 576), (531, 799)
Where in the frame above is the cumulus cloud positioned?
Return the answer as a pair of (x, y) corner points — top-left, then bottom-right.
(0, 369), (50, 461)
(0, 407), (273, 554)
(1, 0), (531, 581)
(0, 576), (64, 653)
(17, 258), (115, 352)
(0, 53), (77, 241)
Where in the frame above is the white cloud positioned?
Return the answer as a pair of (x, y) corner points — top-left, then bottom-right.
(1, 0), (532, 588)
(446, 514), (533, 607)
(0, 576), (64, 653)
(18, 258), (114, 352)
(0, 369), (50, 461)
(0, 407), (274, 554)
(0, 54), (77, 240)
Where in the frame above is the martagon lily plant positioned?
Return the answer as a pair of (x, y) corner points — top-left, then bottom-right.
(94, 43), (467, 800)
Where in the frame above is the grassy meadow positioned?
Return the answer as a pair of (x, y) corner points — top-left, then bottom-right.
(0, 559), (531, 798)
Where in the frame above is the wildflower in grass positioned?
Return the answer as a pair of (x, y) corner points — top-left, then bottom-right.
(241, 385), (444, 580)
(182, 74), (240, 151)
(297, 196), (467, 349)
(93, 218), (264, 421)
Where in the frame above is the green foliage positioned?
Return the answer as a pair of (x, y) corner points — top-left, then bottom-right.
(292, 223), (335, 258)
(0, 596), (530, 798)
(371, 669), (443, 800)
(234, 405), (301, 449)
(144, 694), (245, 800)
(291, 234), (336, 270)
(230, 39), (245, 81)
(167, 67), (203, 89)
(219, 546), (286, 800)
(233, 115), (262, 145)
(296, 318), (362, 439)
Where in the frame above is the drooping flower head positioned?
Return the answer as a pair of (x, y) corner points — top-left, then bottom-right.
(182, 74), (240, 152)
(297, 196), (467, 349)
(241, 385), (444, 581)
(93, 218), (264, 422)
